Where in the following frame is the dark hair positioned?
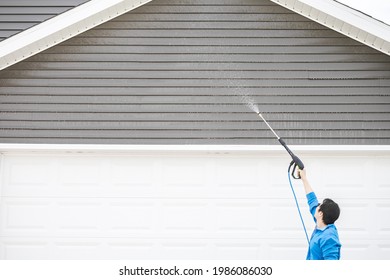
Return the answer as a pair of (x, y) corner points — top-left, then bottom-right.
(319, 198), (340, 225)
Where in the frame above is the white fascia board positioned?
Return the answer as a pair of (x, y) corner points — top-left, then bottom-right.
(0, 144), (390, 156)
(0, 0), (153, 70)
(270, 0), (390, 56)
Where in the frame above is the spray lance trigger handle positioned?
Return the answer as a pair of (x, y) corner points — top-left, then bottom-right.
(289, 160), (303, 179)
(278, 138), (305, 179)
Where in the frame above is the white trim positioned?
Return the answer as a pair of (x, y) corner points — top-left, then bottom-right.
(270, 0), (390, 56)
(0, 144), (389, 155)
(0, 0), (153, 70)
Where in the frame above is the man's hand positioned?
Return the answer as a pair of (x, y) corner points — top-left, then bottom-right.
(298, 169), (307, 181)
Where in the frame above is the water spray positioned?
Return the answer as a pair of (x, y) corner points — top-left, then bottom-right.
(238, 93), (309, 243)
(257, 113), (304, 179)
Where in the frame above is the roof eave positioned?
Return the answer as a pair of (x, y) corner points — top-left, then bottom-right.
(0, 0), (153, 71)
(270, 0), (390, 56)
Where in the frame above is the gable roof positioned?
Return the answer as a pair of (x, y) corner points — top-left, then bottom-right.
(0, 0), (389, 71)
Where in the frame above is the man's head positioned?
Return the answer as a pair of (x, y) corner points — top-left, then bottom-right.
(316, 198), (340, 225)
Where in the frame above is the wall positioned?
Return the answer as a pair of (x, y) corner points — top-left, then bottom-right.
(0, 0), (389, 144)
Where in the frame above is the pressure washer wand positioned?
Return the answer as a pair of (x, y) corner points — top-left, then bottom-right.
(257, 113), (304, 179)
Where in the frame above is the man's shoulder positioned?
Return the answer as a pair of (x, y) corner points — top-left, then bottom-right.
(322, 224), (340, 240)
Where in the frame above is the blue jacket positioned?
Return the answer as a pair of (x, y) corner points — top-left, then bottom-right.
(306, 192), (341, 260)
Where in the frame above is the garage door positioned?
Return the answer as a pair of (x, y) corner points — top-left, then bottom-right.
(0, 147), (389, 259)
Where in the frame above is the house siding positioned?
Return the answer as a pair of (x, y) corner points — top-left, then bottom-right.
(0, 0), (89, 41)
(0, 0), (390, 145)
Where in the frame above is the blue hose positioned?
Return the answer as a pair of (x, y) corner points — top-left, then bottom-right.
(288, 170), (310, 245)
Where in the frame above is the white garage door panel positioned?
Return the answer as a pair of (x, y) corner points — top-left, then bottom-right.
(1, 197), (309, 239)
(1, 150), (390, 259)
(1, 155), (288, 199)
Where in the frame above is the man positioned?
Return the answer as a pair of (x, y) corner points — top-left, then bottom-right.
(298, 169), (341, 260)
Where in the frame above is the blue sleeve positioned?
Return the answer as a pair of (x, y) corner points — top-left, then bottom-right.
(306, 192), (319, 222)
(320, 237), (341, 260)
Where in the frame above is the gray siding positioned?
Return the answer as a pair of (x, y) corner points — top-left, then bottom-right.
(0, 0), (390, 145)
(0, 0), (89, 41)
